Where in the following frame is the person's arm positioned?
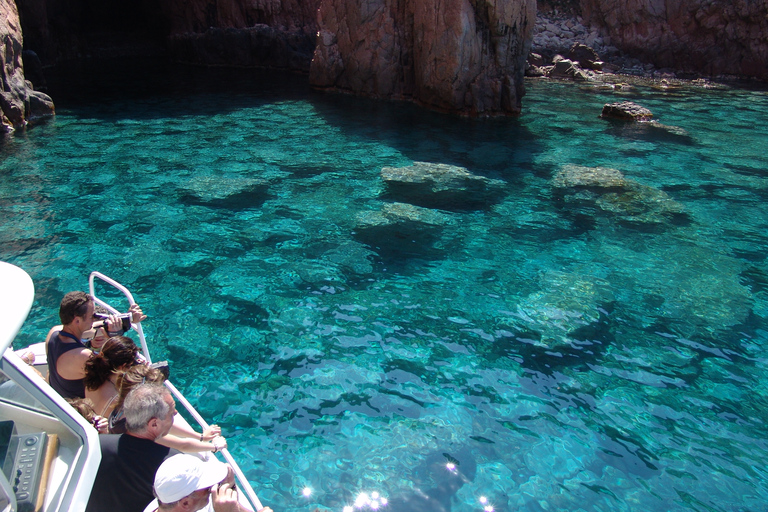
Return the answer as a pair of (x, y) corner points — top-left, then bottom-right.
(155, 433), (227, 454)
(169, 414), (222, 440)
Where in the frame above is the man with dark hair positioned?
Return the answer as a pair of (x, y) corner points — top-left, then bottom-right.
(46, 291), (144, 398)
(46, 291), (97, 398)
(85, 384), (180, 512)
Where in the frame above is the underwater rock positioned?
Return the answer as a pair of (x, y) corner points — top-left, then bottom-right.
(552, 164), (628, 189)
(552, 164), (686, 225)
(179, 175), (271, 209)
(322, 241), (376, 275)
(357, 202), (452, 228)
(381, 162), (506, 210)
(512, 270), (614, 350)
(595, 183), (686, 224)
(600, 101), (653, 121)
(182, 175), (269, 201)
(353, 202), (451, 262)
(606, 241), (752, 333)
(643, 121), (692, 140)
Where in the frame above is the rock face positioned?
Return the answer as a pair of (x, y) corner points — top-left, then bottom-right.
(0, 0), (54, 132)
(578, 0), (768, 79)
(159, 0), (320, 70)
(168, 25), (316, 70)
(16, 0), (321, 72)
(310, 0), (537, 116)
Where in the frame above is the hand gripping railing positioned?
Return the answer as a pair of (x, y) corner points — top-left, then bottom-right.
(89, 272), (264, 511)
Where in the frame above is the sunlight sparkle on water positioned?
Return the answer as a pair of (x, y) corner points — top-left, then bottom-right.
(349, 491), (387, 510)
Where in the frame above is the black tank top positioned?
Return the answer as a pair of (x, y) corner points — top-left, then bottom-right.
(47, 330), (87, 399)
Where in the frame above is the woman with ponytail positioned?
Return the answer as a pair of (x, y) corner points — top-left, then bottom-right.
(83, 335), (140, 417)
(109, 364), (226, 454)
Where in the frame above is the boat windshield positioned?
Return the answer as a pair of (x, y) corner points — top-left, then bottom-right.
(0, 368), (53, 417)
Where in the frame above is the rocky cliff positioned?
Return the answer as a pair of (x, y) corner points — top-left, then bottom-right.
(310, 0), (537, 116)
(11, 0), (768, 122)
(578, 0), (768, 79)
(15, 0), (320, 70)
(1, 0), (54, 132)
(160, 0), (320, 69)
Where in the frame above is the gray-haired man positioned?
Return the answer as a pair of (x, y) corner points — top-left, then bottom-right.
(85, 383), (180, 512)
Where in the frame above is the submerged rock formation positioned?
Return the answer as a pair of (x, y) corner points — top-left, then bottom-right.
(578, 0), (768, 79)
(552, 164), (687, 225)
(310, 0), (537, 115)
(0, 0), (54, 132)
(381, 161), (507, 210)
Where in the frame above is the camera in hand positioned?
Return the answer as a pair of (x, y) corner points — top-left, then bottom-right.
(92, 312), (132, 335)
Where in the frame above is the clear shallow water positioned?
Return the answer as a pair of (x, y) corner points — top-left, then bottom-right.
(2, 62), (768, 512)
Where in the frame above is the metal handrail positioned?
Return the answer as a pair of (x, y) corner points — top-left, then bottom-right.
(88, 271), (264, 511)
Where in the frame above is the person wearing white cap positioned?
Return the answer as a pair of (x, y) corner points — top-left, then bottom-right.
(143, 454), (273, 512)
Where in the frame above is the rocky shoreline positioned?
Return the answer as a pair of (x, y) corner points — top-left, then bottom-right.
(528, 11), (758, 87)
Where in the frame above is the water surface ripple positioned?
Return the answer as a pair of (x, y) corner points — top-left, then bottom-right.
(2, 65), (767, 512)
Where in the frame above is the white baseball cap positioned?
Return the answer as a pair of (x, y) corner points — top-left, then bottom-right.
(154, 454), (230, 503)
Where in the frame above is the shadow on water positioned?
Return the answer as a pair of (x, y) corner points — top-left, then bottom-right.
(384, 448), (479, 512)
(352, 222), (446, 271)
(43, 57), (314, 118)
(308, 87), (545, 180)
(177, 184), (274, 211)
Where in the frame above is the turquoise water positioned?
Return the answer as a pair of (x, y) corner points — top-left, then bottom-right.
(2, 62), (768, 512)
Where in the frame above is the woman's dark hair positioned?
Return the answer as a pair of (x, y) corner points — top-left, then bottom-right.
(83, 336), (140, 390)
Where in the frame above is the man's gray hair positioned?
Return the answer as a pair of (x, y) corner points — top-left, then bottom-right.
(124, 383), (171, 433)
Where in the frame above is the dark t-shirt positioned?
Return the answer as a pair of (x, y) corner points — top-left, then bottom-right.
(85, 434), (179, 512)
(46, 330), (87, 399)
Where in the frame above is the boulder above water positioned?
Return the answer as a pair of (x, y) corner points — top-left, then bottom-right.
(600, 101), (653, 121)
(548, 58), (592, 81)
(381, 161), (506, 210)
(567, 43), (603, 71)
